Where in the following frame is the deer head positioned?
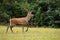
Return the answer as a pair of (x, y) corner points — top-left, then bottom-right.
(27, 11), (34, 17)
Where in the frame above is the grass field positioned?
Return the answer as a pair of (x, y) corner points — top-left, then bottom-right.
(0, 26), (60, 40)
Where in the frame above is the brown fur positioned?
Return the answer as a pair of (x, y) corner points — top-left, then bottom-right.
(6, 11), (34, 33)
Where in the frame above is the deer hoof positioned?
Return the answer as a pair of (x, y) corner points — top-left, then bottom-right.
(25, 30), (28, 32)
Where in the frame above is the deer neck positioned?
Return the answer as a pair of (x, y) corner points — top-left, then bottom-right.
(25, 15), (31, 21)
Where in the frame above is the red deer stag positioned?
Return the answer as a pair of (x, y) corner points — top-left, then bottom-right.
(6, 11), (34, 33)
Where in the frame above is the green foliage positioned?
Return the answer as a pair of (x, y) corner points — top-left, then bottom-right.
(38, 2), (49, 12)
(0, 0), (60, 28)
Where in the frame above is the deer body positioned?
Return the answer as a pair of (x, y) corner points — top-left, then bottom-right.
(10, 18), (28, 25)
(6, 11), (34, 33)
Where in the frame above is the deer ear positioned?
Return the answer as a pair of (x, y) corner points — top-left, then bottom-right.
(30, 11), (32, 13)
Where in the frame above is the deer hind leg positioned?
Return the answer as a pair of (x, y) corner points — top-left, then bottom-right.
(6, 26), (9, 33)
(10, 25), (14, 33)
(6, 25), (14, 33)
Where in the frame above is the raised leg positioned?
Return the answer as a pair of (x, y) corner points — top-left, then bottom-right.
(26, 26), (28, 32)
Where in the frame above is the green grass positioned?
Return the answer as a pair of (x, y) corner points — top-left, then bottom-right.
(0, 26), (60, 40)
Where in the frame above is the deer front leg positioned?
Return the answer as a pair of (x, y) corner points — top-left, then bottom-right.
(26, 23), (28, 32)
(26, 26), (28, 32)
(22, 26), (24, 32)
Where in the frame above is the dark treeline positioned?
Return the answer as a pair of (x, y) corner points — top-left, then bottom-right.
(0, 0), (60, 28)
